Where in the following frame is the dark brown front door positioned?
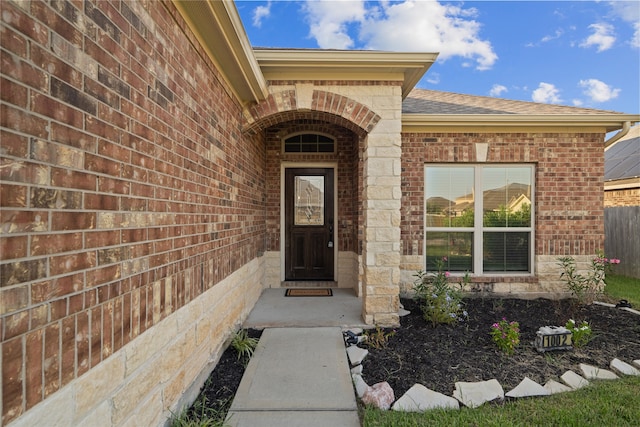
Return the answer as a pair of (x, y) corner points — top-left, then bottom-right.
(285, 168), (335, 280)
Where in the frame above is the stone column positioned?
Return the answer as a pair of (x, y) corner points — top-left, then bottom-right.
(361, 91), (402, 326)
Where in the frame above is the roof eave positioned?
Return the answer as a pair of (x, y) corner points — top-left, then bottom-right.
(402, 114), (640, 133)
(254, 49), (438, 98)
(173, 0), (268, 104)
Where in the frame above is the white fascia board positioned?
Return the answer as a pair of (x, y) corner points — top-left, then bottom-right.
(402, 114), (640, 133)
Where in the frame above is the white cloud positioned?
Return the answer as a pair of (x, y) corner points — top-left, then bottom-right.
(580, 23), (616, 52)
(532, 82), (562, 104)
(579, 79), (620, 103)
(252, 2), (271, 28)
(489, 84), (508, 97)
(303, 0), (367, 49)
(632, 22), (640, 48)
(608, 1), (640, 47)
(303, 0), (498, 70)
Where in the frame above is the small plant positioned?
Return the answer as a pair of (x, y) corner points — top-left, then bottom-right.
(558, 252), (620, 305)
(565, 319), (592, 348)
(490, 318), (520, 356)
(231, 329), (259, 361)
(364, 326), (396, 349)
(413, 257), (469, 327)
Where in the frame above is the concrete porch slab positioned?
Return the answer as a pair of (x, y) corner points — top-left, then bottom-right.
(243, 288), (366, 329)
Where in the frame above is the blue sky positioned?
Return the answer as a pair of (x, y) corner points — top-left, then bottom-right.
(235, 1), (640, 114)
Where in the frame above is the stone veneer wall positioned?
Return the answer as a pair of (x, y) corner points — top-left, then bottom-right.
(400, 132), (606, 297)
(1, 1), (266, 425)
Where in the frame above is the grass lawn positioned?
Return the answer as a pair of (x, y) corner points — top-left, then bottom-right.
(605, 274), (640, 308)
(363, 376), (640, 426)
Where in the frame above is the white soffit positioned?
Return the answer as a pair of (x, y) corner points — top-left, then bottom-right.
(173, 0), (268, 103)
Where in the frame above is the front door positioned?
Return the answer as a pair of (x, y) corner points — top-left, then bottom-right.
(285, 168), (335, 280)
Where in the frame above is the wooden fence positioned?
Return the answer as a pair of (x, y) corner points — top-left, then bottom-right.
(605, 206), (640, 279)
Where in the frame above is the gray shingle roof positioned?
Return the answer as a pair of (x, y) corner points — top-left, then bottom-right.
(403, 89), (622, 115)
(605, 126), (640, 181)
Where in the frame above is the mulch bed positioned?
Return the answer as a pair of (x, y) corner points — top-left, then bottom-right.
(361, 297), (640, 398)
(184, 298), (639, 421)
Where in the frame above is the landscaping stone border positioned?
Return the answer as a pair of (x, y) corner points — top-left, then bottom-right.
(345, 302), (640, 412)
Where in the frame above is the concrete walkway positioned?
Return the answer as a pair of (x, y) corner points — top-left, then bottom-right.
(225, 327), (361, 427)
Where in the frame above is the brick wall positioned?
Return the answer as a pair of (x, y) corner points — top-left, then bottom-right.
(604, 187), (640, 206)
(264, 121), (361, 254)
(1, 1), (265, 424)
(400, 131), (605, 293)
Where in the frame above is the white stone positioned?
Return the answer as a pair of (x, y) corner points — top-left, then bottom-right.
(506, 377), (550, 398)
(346, 346), (369, 366)
(593, 301), (616, 308)
(610, 358), (640, 376)
(352, 374), (369, 398)
(543, 379), (573, 394)
(620, 307), (640, 315)
(579, 363), (619, 380)
(452, 379), (504, 408)
(351, 365), (363, 375)
(399, 308), (411, 317)
(634, 360), (640, 369)
(392, 384), (459, 412)
(561, 371), (589, 389)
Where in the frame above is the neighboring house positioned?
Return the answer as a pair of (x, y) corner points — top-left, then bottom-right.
(1, 1), (638, 426)
(604, 125), (640, 278)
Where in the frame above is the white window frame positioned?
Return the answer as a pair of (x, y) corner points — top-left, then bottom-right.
(424, 164), (535, 276)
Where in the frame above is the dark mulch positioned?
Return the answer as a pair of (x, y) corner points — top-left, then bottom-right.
(362, 297), (640, 398)
(184, 298), (640, 422)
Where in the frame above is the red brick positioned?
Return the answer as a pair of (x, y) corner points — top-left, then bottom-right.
(43, 322), (60, 398)
(51, 167), (97, 191)
(2, 309), (29, 340)
(51, 211), (96, 231)
(0, 76), (28, 108)
(0, 129), (29, 158)
(90, 306), (102, 368)
(84, 193), (119, 211)
(25, 329), (43, 410)
(61, 316), (75, 386)
(31, 273), (83, 304)
(50, 122), (97, 151)
(31, 232), (83, 256)
(0, 235), (28, 259)
(1, 50), (47, 92)
(49, 251), (97, 276)
(2, 336), (24, 424)
(76, 310), (90, 376)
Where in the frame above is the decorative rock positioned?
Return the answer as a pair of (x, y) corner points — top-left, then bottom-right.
(560, 371), (589, 389)
(505, 377), (550, 398)
(543, 379), (573, 394)
(346, 346), (368, 366)
(352, 374), (369, 398)
(579, 363), (618, 380)
(399, 308), (411, 317)
(362, 382), (395, 410)
(593, 301), (616, 308)
(350, 364), (363, 375)
(610, 358), (640, 376)
(346, 328), (364, 336)
(634, 360), (640, 369)
(453, 379), (504, 408)
(392, 384), (459, 412)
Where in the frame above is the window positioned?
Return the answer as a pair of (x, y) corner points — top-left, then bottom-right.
(284, 133), (335, 153)
(425, 165), (534, 274)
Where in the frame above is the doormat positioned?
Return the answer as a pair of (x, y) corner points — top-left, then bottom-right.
(285, 288), (333, 297)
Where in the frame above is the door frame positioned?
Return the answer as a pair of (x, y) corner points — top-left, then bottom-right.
(280, 162), (338, 282)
